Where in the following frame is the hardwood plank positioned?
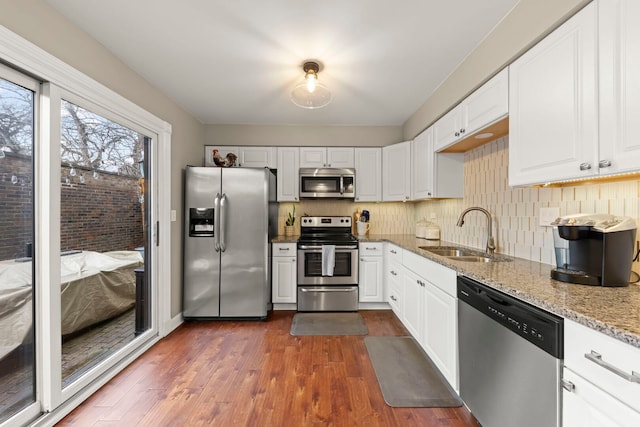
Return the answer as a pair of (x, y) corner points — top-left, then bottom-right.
(58, 310), (480, 427)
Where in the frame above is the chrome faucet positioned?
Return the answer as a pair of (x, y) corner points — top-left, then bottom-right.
(456, 207), (496, 254)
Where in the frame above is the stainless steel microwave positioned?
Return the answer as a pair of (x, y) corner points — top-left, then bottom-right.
(299, 168), (356, 199)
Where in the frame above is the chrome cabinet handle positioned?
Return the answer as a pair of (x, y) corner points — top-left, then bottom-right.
(561, 379), (575, 392)
(599, 159), (612, 168)
(584, 351), (640, 383)
(455, 132), (460, 137)
(278, 247), (290, 251)
(390, 250), (397, 254)
(390, 271), (397, 276)
(390, 295), (397, 302)
(460, 128), (466, 134)
(579, 162), (592, 171)
(365, 247), (376, 251)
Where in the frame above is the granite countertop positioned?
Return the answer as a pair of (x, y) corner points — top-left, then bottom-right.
(358, 234), (640, 349)
(271, 235), (300, 244)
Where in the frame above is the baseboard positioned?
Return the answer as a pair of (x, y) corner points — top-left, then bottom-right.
(358, 302), (391, 310)
(161, 313), (183, 337)
(272, 303), (297, 311)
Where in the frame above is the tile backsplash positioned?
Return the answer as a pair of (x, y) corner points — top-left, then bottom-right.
(279, 135), (640, 271)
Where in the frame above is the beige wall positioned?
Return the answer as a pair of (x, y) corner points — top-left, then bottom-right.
(0, 0), (204, 317)
(205, 124), (403, 149)
(403, 0), (591, 140)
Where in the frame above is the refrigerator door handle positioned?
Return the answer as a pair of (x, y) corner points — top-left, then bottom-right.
(220, 193), (228, 252)
(214, 193), (221, 252)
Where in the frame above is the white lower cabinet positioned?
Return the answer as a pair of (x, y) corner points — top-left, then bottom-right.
(563, 368), (640, 427)
(385, 244), (403, 317)
(359, 242), (384, 302)
(562, 319), (640, 426)
(394, 249), (459, 391)
(271, 243), (297, 304)
(423, 281), (458, 390)
(401, 268), (424, 342)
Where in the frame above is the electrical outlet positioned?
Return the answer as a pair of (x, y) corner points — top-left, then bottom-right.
(539, 207), (559, 227)
(170, 210), (177, 222)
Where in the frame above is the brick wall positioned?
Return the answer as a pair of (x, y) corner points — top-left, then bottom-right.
(0, 154), (144, 260)
(0, 154), (34, 259)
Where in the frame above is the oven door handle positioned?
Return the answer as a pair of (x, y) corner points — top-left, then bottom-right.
(298, 245), (358, 250)
(299, 286), (358, 292)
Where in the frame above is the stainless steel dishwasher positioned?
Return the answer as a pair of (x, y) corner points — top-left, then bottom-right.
(457, 276), (563, 427)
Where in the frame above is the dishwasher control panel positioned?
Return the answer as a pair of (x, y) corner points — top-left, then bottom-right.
(458, 275), (563, 358)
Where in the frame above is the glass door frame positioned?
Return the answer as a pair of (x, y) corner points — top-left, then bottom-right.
(40, 84), (162, 410)
(0, 23), (173, 426)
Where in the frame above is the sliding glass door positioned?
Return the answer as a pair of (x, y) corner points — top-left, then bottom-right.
(0, 65), (37, 424)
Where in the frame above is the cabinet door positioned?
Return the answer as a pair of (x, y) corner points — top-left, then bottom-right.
(276, 147), (299, 201)
(386, 261), (403, 317)
(599, 0), (640, 175)
(354, 147), (381, 202)
(271, 256), (297, 303)
(299, 147), (327, 168)
(359, 256), (383, 302)
(433, 108), (462, 152)
(423, 282), (458, 390)
(204, 145), (239, 167)
(327, 147), (355, 168)
(509, 3), (598, 186)
(463, 68), (508, 137)
(382, 141), (411, 201)
(563, 368), (640, 427)
(412, 129), (434, 199)
(238, 146), (276, 168)
(401, 269), (424, 342)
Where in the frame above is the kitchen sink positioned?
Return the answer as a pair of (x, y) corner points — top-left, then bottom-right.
(418, 246), (512, 263)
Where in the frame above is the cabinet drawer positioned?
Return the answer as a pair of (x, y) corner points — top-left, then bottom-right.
(403, 250), (457, 297)
(272, 243), (297, 256)
(565, 319), (640, 412)
(386, 243), (402, 263)
(360, 242), (383, 256)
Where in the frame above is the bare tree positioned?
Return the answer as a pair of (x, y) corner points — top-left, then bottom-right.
(60, 100), (144, 177)
(0, 79), (34, 155)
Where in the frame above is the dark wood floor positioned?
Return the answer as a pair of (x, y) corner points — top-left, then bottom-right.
(57, 310), (480, 426)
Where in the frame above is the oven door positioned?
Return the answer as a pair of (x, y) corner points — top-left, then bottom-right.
(297, 245), (358, 285)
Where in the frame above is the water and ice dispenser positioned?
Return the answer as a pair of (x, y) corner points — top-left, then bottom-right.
(188, 208), (214, 237)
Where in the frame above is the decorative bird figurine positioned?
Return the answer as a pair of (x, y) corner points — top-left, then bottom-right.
(213, 152), (238, 167)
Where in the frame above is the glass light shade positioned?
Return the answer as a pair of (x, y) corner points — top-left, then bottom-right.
(291, 82), (332, 109)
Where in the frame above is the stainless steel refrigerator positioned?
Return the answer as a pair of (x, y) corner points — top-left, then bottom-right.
(183, 166), (277, 319)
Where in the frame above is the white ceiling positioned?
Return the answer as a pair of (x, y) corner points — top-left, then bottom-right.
(46, 0), (519, 126)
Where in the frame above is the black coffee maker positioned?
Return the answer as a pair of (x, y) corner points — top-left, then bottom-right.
(551, 214), (637, 287)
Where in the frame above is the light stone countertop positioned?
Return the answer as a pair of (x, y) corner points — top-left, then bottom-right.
(357, 234), (640, 349)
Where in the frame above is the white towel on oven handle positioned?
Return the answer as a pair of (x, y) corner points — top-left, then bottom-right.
(321, 245), (335, 276)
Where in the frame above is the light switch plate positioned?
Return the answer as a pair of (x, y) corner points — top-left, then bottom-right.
(539, 207), (559, 227)
(170, 209), (177, 222)
(429, 212), (437, 220)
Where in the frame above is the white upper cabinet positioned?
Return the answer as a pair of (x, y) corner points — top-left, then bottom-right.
(354, 147), (382, 202)
(412, 129), (434, 200)
(237, 146), (276, 168)
(299, 147), (354, 168)
(464, 68), (509, 139)
(433, 68), (509, 152)
(276, 147), (300, 201)
(412, 128), (463, 200)
(598, 0), (640, 175)
(509, 3), (599, 186)
(382, 141), (411, 201)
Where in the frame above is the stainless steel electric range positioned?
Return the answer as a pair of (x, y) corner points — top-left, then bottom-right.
(296, 216), (359, 311)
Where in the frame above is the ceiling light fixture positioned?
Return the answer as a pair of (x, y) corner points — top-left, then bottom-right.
(291, 61), (332, 109)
